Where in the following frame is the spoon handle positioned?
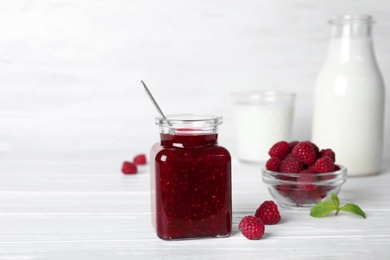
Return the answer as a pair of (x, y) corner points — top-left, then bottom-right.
(141, 80), (167, 119)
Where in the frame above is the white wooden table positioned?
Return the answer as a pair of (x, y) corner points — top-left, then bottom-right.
(1, 153), (389, 259)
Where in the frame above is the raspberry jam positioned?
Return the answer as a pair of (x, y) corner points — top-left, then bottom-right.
(150, 114), (232, 240)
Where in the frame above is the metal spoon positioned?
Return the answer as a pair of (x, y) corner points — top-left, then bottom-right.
(141, 80), (167, 119)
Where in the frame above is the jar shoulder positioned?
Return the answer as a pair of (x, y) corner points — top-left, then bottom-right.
(154, 145), (231, 162)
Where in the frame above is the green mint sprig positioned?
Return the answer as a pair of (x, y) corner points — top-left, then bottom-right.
(310, 193), (366, 219)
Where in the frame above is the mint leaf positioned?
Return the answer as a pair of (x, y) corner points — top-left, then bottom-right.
(310, 200), (338, 218)
(310, 193), (366, 219)
(331, 193), (340, 208)
(339, 203), (366, 219)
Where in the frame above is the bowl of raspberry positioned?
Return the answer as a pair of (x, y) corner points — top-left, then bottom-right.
(262, 141), (347, 208)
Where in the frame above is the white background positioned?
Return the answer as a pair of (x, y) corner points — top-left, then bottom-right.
(1, 0), (389, 165)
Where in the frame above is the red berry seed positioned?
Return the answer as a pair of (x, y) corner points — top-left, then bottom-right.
(122, 161), (137, 174)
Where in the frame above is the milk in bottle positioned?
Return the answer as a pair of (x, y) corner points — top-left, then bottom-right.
(312, 15), (385, 176)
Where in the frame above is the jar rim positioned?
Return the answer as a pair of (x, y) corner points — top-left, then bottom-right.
(156, 114), (223, 128)
(329, 14), (374, 25)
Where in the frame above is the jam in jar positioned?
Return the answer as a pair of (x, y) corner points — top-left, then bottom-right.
(150, 114), (232, 240)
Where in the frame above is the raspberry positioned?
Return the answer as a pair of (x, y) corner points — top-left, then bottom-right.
(310, 187), (327, 203)
(121, 161), (137, 174)
(292, 141), (317, 165)
(299, 169), (312, 174)
(314, 156), (334, 173)
(289, 190), (309, 205)
(238, 216), (265, 240)
(289, 141), (299, 150)
(308, 141), (320, 157)
(319, 149), (335, 162)
(284, 152), (297, 160)
(306, 164), (318, 173)
(276, 184), (293, 197)
(265, 157), (281, 171)
(280, 157), (303, 173)
(133, 154), (147, 165)
(255, 200), (281, 225)
(268, 141), (290, 160)
(296, 174), (317, 191)
(321, 174), (335, 181)
(265, 140), (340, 206)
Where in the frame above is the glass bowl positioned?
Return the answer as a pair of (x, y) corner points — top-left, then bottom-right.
(262, 165), (347, 208)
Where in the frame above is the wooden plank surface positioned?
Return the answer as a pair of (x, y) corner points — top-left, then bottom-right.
(1, 157), (389, 259)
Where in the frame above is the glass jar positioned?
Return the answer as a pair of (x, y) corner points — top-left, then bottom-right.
(312, 15), (385, 176)
(150, 114), (232, 240)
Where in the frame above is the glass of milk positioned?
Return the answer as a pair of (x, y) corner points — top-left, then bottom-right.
(231, 91), (295, 164)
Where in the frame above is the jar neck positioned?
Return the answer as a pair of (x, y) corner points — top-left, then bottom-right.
(160, 133), (218, 148)
(329, 15), (374, 39)
(156, 114), (223, 148)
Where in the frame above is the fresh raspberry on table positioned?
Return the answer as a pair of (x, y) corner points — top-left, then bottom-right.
(121, 161), (138, 174)
(268, 141), (291, 160)
(314, 156), (334, 173)
(292, 141), (317, 165)
(238, 216), (265, 240)
(255, 200), (281, 225)
(265, 157), (281, 172)
(133, 154), (147, 165)
(319, 149), (336, 162)
(280, 156), (303, 173)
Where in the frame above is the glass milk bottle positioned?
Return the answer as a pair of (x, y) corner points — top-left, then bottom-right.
(312, 15), (385, 176)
